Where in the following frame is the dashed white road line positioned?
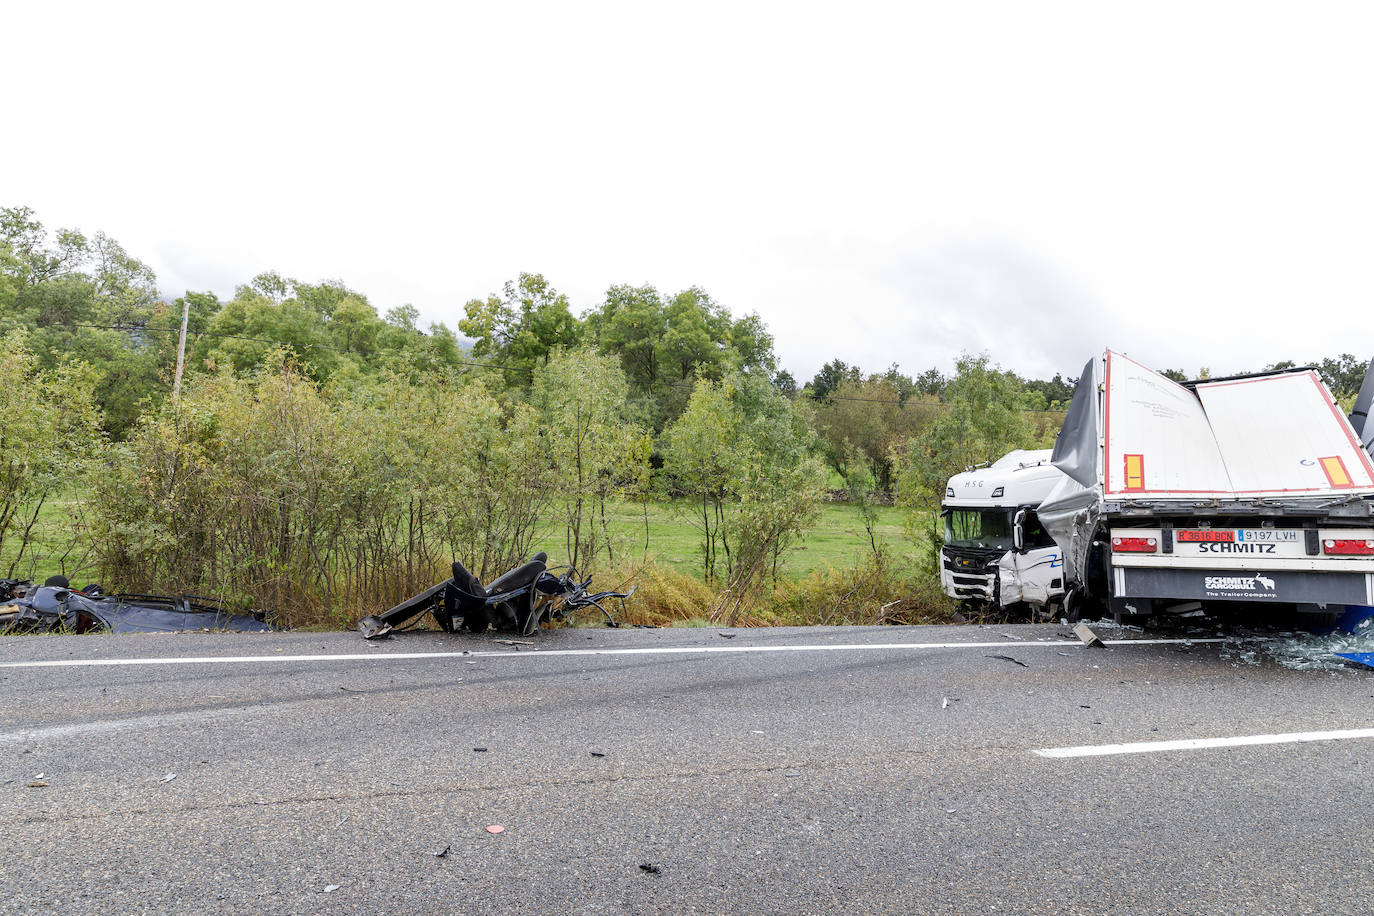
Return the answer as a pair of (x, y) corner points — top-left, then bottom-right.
(1035, 726), (1374, 758)
(0, 637), (1226, 670)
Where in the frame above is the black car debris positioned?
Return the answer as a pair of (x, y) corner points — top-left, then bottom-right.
(0, 576), (272, 635)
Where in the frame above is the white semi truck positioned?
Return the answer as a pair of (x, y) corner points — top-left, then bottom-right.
(939, 449), (1070, 616)
(1038, 350), (1374, 625)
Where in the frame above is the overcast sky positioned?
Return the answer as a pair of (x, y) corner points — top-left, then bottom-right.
(6, 1), (1374, 382)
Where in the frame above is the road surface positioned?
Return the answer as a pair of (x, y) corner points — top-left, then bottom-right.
(2, 623), (1371, 914)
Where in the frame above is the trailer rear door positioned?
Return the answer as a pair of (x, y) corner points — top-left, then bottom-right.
(1102, 351), (1374, 498)
(1196, 371), (1374, 495)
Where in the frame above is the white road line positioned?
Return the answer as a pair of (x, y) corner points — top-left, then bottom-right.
(1034, 727), (1374, 758)
(0, 637), (1225, 670)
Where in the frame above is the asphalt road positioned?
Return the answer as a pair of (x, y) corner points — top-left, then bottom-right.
(2, 623), (1372, 915)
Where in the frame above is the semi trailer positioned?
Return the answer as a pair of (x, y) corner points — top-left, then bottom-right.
(1038, 350), (1374, 625)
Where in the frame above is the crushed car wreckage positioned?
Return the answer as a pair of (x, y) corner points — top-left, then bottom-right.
(358, 552), (633, 640)
(0, 576), (273, 635)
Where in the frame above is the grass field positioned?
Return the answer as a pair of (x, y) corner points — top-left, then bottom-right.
(3, 493), (953, 628)
(2, 493), (923, 585)
(542, 499), (919, 580)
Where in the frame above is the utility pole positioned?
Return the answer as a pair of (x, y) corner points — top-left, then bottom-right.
(172, 295), (190, 403)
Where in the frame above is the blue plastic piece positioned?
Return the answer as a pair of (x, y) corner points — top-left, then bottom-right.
(1336, 652), (1374, 669)
(1335, 605), (1374, 634)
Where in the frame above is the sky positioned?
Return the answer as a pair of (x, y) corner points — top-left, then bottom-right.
(5, 1), (1374, 383)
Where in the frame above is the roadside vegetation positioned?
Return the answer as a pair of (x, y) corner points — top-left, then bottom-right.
(3, 204), (1369, 629)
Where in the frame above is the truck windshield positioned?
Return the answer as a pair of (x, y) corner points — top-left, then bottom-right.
(944, 509), (1014, 550)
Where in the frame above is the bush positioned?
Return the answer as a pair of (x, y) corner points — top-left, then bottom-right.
(88, 356), (561, 627)
(0, 330), (103, 579)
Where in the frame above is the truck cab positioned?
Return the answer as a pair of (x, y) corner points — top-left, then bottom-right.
(940, 449), (1069, 616)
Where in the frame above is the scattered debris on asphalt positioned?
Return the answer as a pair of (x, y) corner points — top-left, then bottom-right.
(984, 654), (1029, 668)
(160, 773), (176, 783)
(433, 845), (450, 859)
(941, 697), (950, 709)
(27, 781), (48, 789)
(590, 751), (606, 757)
(486, 825), (505, 835)
(639, 864), (662, 875)
(473, 747), (488, 753)
(719, 633), (736, 639)
(324, 884), (340, 894)
(1074, 622), (1105, 648)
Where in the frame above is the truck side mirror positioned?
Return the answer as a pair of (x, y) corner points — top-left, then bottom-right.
(1013, 509), (1026, 553)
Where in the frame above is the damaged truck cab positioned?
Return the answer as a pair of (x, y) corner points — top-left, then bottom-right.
(1039, 351), (1374, 625)
(940, 449), (1069, 616)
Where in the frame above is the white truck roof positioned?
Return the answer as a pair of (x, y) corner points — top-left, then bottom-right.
(1102, 351), (1374, 497)
(944, 449), (1066, 509)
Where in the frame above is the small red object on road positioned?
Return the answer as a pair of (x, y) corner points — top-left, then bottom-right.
(486, 825), (505, 835)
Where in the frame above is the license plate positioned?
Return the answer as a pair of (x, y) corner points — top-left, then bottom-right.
(1177, 529), (1235, 543)
(1237, 529), (1299, 543)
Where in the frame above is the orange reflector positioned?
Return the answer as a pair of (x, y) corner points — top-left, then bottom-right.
(1123, 454), (1145, 491)
(1319, 456), (1354, 489)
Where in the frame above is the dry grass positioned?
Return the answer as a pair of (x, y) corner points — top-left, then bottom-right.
(560, 553), (958, 630)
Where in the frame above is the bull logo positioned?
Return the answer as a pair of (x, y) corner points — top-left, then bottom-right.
(1254, 574), (1276, 591)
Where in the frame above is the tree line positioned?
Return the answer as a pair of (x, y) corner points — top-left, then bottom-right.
(2, 203), (1369, 626)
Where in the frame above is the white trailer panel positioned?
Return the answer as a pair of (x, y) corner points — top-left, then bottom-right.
(1196, 371), (1374, 494)
(1102, 351), (1374, 498)
(1103, 351), (1230, 496)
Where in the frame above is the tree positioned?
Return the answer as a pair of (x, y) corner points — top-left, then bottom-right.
(0, 331), (103, 578)
(913, 367), (946, 398)
(814, 374), (941, 493)
(584, 284), (667, 392)
(532, 348), (646, 570)
(893, 353), (1036, 563)
(1022, 373), (1076, 408)
(460, 273), (580, 386)
(0, 206), (88, 288)
(663, 372), (825, 613)
(659, 287), (727, 381)
(1316, 354), (1370, 399)
(807, 359), (859, 402)
(664, 378), (741, 583)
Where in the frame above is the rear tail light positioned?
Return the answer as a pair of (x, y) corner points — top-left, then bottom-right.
(1323, 538), (1374, 556)
(1112, 536), (1158, 553)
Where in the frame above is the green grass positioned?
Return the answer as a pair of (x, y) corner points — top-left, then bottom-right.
(538, 499), (917, 580)
(4, 492), (923, 587)
(0, 491), (90, 583)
